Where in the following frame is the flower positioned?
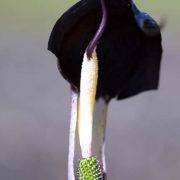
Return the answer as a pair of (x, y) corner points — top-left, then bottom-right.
(48, 0), (162, 101)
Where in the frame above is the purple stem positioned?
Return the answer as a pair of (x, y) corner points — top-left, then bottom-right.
(86, 0), (107, 59)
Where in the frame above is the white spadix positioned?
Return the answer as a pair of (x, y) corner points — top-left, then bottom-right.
(68, 48), (108, 180)
(78, 48), (98, 158)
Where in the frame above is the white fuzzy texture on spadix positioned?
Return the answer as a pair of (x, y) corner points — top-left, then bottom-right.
(78, 47), (98, 158)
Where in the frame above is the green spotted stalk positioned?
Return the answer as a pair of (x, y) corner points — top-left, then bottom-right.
(77, 157), (103, 180)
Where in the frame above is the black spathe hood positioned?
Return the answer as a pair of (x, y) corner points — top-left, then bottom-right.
(48, 0), (162, 101)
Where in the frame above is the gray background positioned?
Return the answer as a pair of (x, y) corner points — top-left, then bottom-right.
(0, 0), (179, 179)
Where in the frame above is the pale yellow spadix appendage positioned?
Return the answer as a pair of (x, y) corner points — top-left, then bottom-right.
(78, 47), (98, 158)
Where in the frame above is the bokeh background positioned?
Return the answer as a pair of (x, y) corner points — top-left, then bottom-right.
(0, 0), (179, 179)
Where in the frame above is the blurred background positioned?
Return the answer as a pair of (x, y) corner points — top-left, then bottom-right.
(0, 0), (179, 179)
